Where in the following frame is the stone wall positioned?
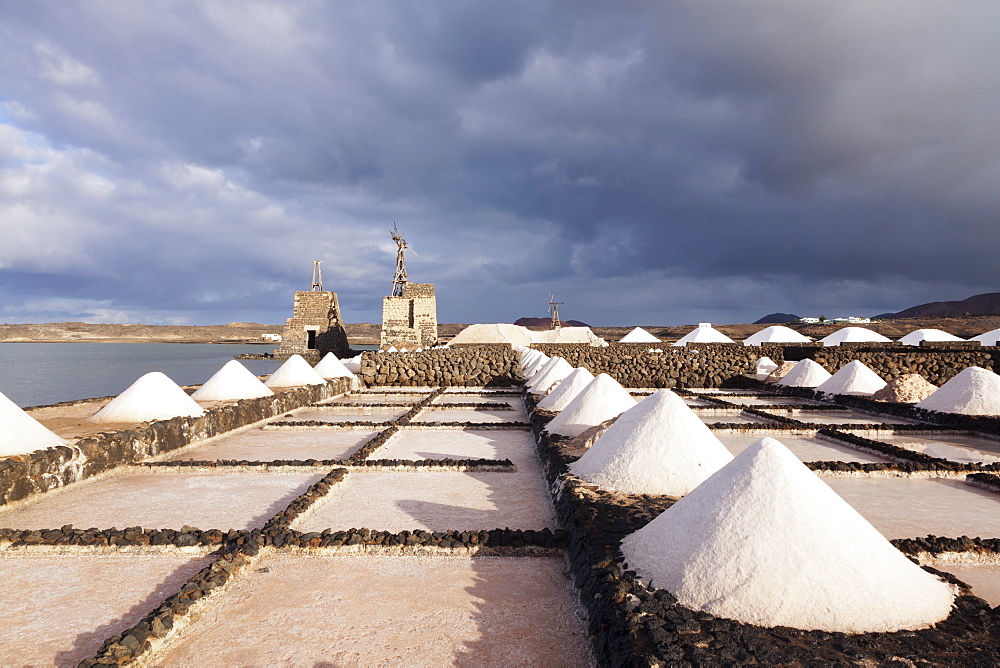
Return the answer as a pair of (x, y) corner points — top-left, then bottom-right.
(0, 378), (351, 507)
(380, 283), (438, 349)
(277, 291), (350, 361)
(360, 347), (517, 386)
(809, 347), (999, 384)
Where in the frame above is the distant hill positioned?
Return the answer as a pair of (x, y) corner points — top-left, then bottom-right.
(753, 313), (800, 324)
(875, 292), (1000, 319)
(514, 317), (590, 328)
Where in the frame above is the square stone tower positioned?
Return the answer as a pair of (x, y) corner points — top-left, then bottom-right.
(276, 291), (350, 360)
(380, 283), (437, 349)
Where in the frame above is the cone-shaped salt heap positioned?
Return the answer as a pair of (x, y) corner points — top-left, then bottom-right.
(971, 328), (1000, 346)
(620, 437), (956, 633)
(776, 359), (832, 388)
(523, 354), (550, 379)
(898, 329), (964, 346)
(569, 390), (734, 496)
(528, 358), (573, 395)
(191, 360), (274, 401)
(526, 357), (560, 385)
(872, 374), (937, 403)
(536, 367), (595, 412)
(815, 360), (887, 396)
(619, 327), (660, 343)
(0, 391), (66, 456)
(917, 367), (1000, 415)
(544, 374), (637, 437)
(313, 352), (356, 380)
(743, 326), (812, 346)
(819, 327), (891, 346)
(264, 355), (327, 388)
(341, 354), (362, 373)
(673, 323), (735, 346)
(519, 351), (544, 372)
(90, 372), (206, 423)
(755, 357), (779, 381)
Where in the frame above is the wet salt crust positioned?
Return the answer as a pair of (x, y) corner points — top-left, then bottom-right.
(620, 438), (955, 633)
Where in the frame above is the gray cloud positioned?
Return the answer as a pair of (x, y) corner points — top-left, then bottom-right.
(1, 1), (998, 327)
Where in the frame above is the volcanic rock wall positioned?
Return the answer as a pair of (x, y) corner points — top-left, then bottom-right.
(809, 348), (1000, 384)
(360, 347), (518, 386)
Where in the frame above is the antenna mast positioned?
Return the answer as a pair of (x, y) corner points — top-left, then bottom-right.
(390, 223), (416, 297)
(547, 293), (564, 330)
(310, 260), (324, 291)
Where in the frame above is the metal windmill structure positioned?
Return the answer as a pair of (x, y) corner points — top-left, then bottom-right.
(310, 260), (324, 291)
(547, 293), (564, 330)
(390, 223), (418, 297)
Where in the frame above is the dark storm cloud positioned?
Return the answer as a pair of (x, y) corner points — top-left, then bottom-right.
(1, 1), (998, 326)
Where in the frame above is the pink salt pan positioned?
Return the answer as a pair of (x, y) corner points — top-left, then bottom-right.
(154, 555), (592, 666)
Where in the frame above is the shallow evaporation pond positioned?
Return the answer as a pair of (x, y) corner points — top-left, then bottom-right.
(695, 410), (770, 425)
(363, 386), (437, 393)
(823, 477), (1000, 540)
(720, 396), (826, 407)
(280, 406), (410, 423)
(773, 410), (922, 425)
(713, 430), (890, 464)
(371, 428), (539, 468)
(293, 470), (556, 533)
(0, 553), (212, 666)
(0, 471), (325, 531)
(412, 408), (527, 424)
(938, 563), (1000, 607)
(861, 433), (1000, 462)
(152, 555), (591, 666)
(334, 394), (426, 405)
(431, 396), (521, 408)
(159, 428), (378, 462)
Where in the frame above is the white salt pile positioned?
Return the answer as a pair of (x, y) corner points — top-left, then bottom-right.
(898, 329), (965, 346)
(776, 359), (832, 388)
(264, 354), (327, 388)
(971, 328), (1000, 346)
(90, 372), (206, 423)
(743, 326), (812, 346)
(917, 367), (1000, 415)
(449, 323), (535, 347)
(531, 326), (607, 346)
(872, 374), (938, 403)
(191, 360), (274, 401)
(519, 349), (544, 369)
(522, 355), (551, 379)
(620, 437), (956, 633)
(545, 374), (637, 437)
(618, 327), (660, 343)
(536, 367), (596, 412)
(819, 327), (892, 346)
(341, 354), (363, 373)
(386, 346), (398, 353)
(313, 353), (356, 380)
(569, 390), (733, 496)
(0, 391), (66, 456)
(755, 357), (779, 381)
(673, 323), (735, 346)
(527, 357), (574, 395)
(815, 360), (887, 396)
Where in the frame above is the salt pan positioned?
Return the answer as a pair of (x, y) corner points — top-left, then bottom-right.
(536, 368), (595, 412)
(776, 359), (832, 388)
(90, 372), (206, 423)
(569, 390), (733, 496)
(191, 360), (274, 401)
(743, 326), (811, 346)
(816, 360), (887, 396)
(0, 391), (66, 456)
(264, 355), (327, 388)
(544, 374), (637, 437)
(917, 366), (1000, 416)
(620, 437), (956, 633)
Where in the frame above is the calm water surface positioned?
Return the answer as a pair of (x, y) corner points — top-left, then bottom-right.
(0, 343), (282, 408)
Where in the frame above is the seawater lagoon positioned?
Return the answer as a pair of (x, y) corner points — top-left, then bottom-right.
(0, 343), (281, 407)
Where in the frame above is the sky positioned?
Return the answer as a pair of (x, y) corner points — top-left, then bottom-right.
(1, 1), (998, 327)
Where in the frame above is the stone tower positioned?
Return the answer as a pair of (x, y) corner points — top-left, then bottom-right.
(380, 225), (437, 349)
(381, 283), (437, 349)
(275, 264), (350, 360)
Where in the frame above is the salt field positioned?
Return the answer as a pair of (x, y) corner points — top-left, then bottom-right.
(714, 430), (892, 463)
